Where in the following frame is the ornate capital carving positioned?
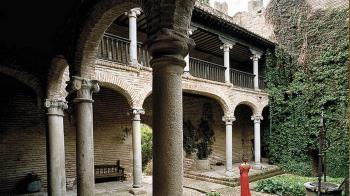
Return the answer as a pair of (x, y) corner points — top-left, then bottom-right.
(45, 99), (68, 116)
(188, 27), (197, 36)
(66, 76), (100, 103)
(220, 43), (233, 52)
(251, 116), (263, 123)
(250, 49), (262, 60)
(128, 108), (145, 121)
(125, 8), (142, 18)
(222, 116), (236, 124)
(146, 28), (195, 69)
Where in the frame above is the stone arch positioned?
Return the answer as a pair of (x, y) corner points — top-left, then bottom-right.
(47, 55), (70, 99)
(182, 83), (232, 116)
(137, 84), (232, 116)
(256, 101), (269, 117)
(233, 100), (258, 116)
(136, 86), (152, 109)
(95, 71), (137, 107)
(0, 66), (44, 105)
(73, 0), (140, 77)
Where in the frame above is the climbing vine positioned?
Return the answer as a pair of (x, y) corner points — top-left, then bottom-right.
(265, 0), (348, 177)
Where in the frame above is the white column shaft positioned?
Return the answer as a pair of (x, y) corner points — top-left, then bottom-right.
(254, 121), (261, 164)
(132, 112), (143, 188)
(184, 54), (190, 73)
(129, 15), (138, 64)
(225, 122), (233, 171)
(224, 49), (230, 83)
(253, 58), (259, 90)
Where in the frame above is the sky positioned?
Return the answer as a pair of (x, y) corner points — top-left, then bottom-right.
(210, 0), (271, 16)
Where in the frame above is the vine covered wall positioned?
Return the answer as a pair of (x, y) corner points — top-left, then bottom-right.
(265, 0), (349, 177)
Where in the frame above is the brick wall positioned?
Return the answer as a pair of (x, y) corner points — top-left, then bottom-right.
(0, 75), (47, 193)
(64, 87), (134, 182)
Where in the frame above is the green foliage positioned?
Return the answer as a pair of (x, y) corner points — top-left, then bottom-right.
(198, 0), (209, 4)
(265, 0), (349, 177)
(141, 124), (152, 170)
(183, 120), (196, 155)
(206, 191), (220, 196)
(255, 174), (344, 196)
(196, 118), (215, 160)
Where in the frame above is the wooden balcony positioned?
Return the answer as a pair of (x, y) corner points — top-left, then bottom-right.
(97, 34), (266, 90)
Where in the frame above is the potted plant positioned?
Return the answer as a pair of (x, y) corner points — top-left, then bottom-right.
(195, 118), (215, 170)
(25, 172), (42, 193)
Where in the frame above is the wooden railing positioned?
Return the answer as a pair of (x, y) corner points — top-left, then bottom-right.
(259, 76), (266, 89)
(230, 69), (255, 89)
(98, 33), (151, 67)
(97, 34), (266, 90)
(189, 57), (226, 82)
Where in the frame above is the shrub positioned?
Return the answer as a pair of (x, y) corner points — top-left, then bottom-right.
(141, 124), (152, 170)
(196, 118), (215, 160)
(279, 160), (312, 176)
(144, 159), (153, 176)
(255, 174), (344, 196)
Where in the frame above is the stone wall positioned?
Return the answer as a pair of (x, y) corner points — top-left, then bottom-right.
(64, 87), (134, 183)
(0, 75), (47, 193)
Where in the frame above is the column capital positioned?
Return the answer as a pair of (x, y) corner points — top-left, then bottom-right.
(66, 76), (100, 103)
(250, 49), (263, 60)
(125, 7), (142, 18)
(129, 108), (145, 121)
(146, 28), (195, 69)
(188, 27), (197, 36)
(220, 43), (233, 52)
(251, 115), (263, 123)
(45, 99), (68, 116)
(222, 116), (236, 124)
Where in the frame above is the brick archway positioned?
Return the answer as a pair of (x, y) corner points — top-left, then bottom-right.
(234, 100), (258, 116)
(95, 71), (137, 107)
(73, 0), (141, 77)
(0, 66), (44, 105)
(47, 55), (70, 99)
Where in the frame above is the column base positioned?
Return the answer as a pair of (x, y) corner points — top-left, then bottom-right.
(129, 187), (147, 195)
(183, 71), (191, 76)
(253, 163), (262, 170)
(225, 170), (234, 176)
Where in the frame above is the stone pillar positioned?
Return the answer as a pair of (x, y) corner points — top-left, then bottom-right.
(220, 42), (233, 83)
(251, 115), (263, 168)
(250, 50), (262, 90)
(45, 99), (68, 196)
(131, 108), (145, 189)
(147, 29), (193, 196)
(126, 8), (142, 65)
(67, 76), (99, 196)
(222, 116), (236, 174)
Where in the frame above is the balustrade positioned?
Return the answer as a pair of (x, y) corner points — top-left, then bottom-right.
(189, 57), (226, 82)
(98, 33), (151, 67)
(230, 69), (255, 89)
(98, 34), (266, 90)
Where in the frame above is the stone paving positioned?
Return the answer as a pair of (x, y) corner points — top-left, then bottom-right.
(62, 175), (275, 196)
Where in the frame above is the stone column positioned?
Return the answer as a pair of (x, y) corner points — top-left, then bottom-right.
(126, 8), (142, 66)
(251, 115), (263, 168)
(45, 99), (68, 196)
(130, 108), (145, 189)
(147, 29), (193, 196)
(222, 116), (236, 174)
(220, 43), (233, 83)
(67, 76), (99, 196)
(250, 50), (262, 90)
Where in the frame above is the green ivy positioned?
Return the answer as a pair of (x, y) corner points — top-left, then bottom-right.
(265, 0), (348, 177)
(255, 174), (344, 196)
(141, 124), (152, 170)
